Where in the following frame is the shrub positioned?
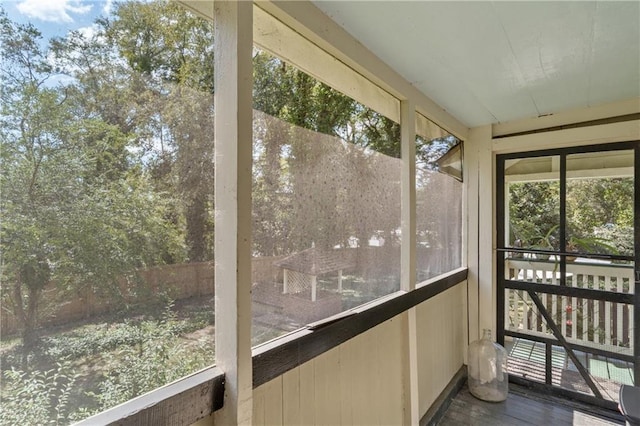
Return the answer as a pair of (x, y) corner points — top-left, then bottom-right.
(0, 363), (77, 426)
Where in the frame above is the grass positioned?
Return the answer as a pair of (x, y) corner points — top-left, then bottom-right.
(0, 296), (216, 425)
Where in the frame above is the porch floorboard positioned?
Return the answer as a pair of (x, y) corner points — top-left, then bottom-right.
(437, 383), (624, 425)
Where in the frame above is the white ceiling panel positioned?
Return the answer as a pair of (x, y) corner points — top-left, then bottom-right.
(588, 1), (640, 106)
(312, 1), (640, 128)
(491, 2), (594, 115)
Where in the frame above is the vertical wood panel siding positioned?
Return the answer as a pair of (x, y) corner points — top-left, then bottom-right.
(416, 282), (466, 417)
(251, 281), (466, 425)
(252, 317), (404, 425)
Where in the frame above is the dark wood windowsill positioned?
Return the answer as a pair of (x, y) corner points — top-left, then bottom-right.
(252, 267), (468, 387)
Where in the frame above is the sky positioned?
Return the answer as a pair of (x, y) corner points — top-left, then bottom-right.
(2, 0), (114, 40)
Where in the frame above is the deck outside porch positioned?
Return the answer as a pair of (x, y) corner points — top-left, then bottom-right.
(438, 383), (624, 425)
(506, 338), (633, 403)
(503, 258), (635, 404)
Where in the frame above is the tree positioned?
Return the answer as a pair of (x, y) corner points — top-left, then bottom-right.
(508, 181), (560, 247)
(102, 1), (216, 262)
(0, 11), (185, 349)
(251, 51), (403, 256)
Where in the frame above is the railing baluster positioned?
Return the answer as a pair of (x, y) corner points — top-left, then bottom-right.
(629, 277), (635, 349)
(604, 275), (611, 346)
(521, 286), (528, 331)
(581, 274), (588, 342)
(568, 271), (577, 341)
(592, 274), (598, 343)
(616, 276), (624, 346)
(553, 270), (564, 338)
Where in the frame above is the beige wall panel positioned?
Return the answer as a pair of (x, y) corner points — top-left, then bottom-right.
(298, 361), (316, 425)
(345, 326), (380, 426)
(376, 317), (405, 426)
(264, 377), (284, 425)
(281, 368), (301, 425)
(314, 348), (343, 425)
(416, 284), (466, 417)
(338, 338), (355, 425)
(253, 381), (265, 425)
(252, 318), (405, 425)
(253, 376), (282, 425)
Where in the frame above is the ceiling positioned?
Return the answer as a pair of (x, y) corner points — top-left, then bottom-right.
(312, 1), (640, 128)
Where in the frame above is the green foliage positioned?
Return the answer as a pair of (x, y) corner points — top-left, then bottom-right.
(593, 224), (634, 257)
(567, 178), (634, 233)
(508, 177), (632, 255)
(0, 363), (77, 426)
(252, 50), (404, 255)
(0, 301), (213, 424)
(86, 306), (212, 413)
(42, 317), (204, 361)
(508, 181), (560, 246)
(0, 4), (188, 345)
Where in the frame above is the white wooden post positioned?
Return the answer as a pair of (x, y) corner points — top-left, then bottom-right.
(465, 127), (480, 358)
(476, 125), (495, 334)
(311, 275), (317, 302)
(213, 1), (253, 424)
(338, 269), (343, 292)
(400, 100), (419, 426)
(283, 269), (288, 294)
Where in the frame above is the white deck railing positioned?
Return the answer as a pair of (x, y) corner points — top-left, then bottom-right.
(505, 258), (634, 357)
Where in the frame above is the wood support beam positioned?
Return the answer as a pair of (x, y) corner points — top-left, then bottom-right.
(476, 126), (495, 334)
(400, 100), (419, 425)
(213, 1), (253, 424)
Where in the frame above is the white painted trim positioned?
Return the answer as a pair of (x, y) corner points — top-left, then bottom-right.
(493, 120), (640, 154)
(178, 1), (213, 20)
(477, 126), (496, 335)
(468, 126), (494, 338)
(506, 167), (634, 183)
(400, 100), (419, 425)
(415, 112), (450, 141)
(492, 98), (640, 137)
(181, 1), (468, 139)
(256, 1), (469, 140)
(76, 366), (224, 426)
(254, 6), (400, 123)
(401, 101), (417, 292)
(213, 2), (253, 424)
(465, 129), (481, 346)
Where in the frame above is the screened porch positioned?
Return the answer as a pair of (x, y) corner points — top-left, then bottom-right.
(0, 1), (637, 425)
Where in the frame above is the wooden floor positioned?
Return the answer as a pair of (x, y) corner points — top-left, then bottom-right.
(437, 384), (625, 425)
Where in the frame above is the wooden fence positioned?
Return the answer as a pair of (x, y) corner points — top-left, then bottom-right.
(2, 257), (288, 337)
(1, 249), (407, 337)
